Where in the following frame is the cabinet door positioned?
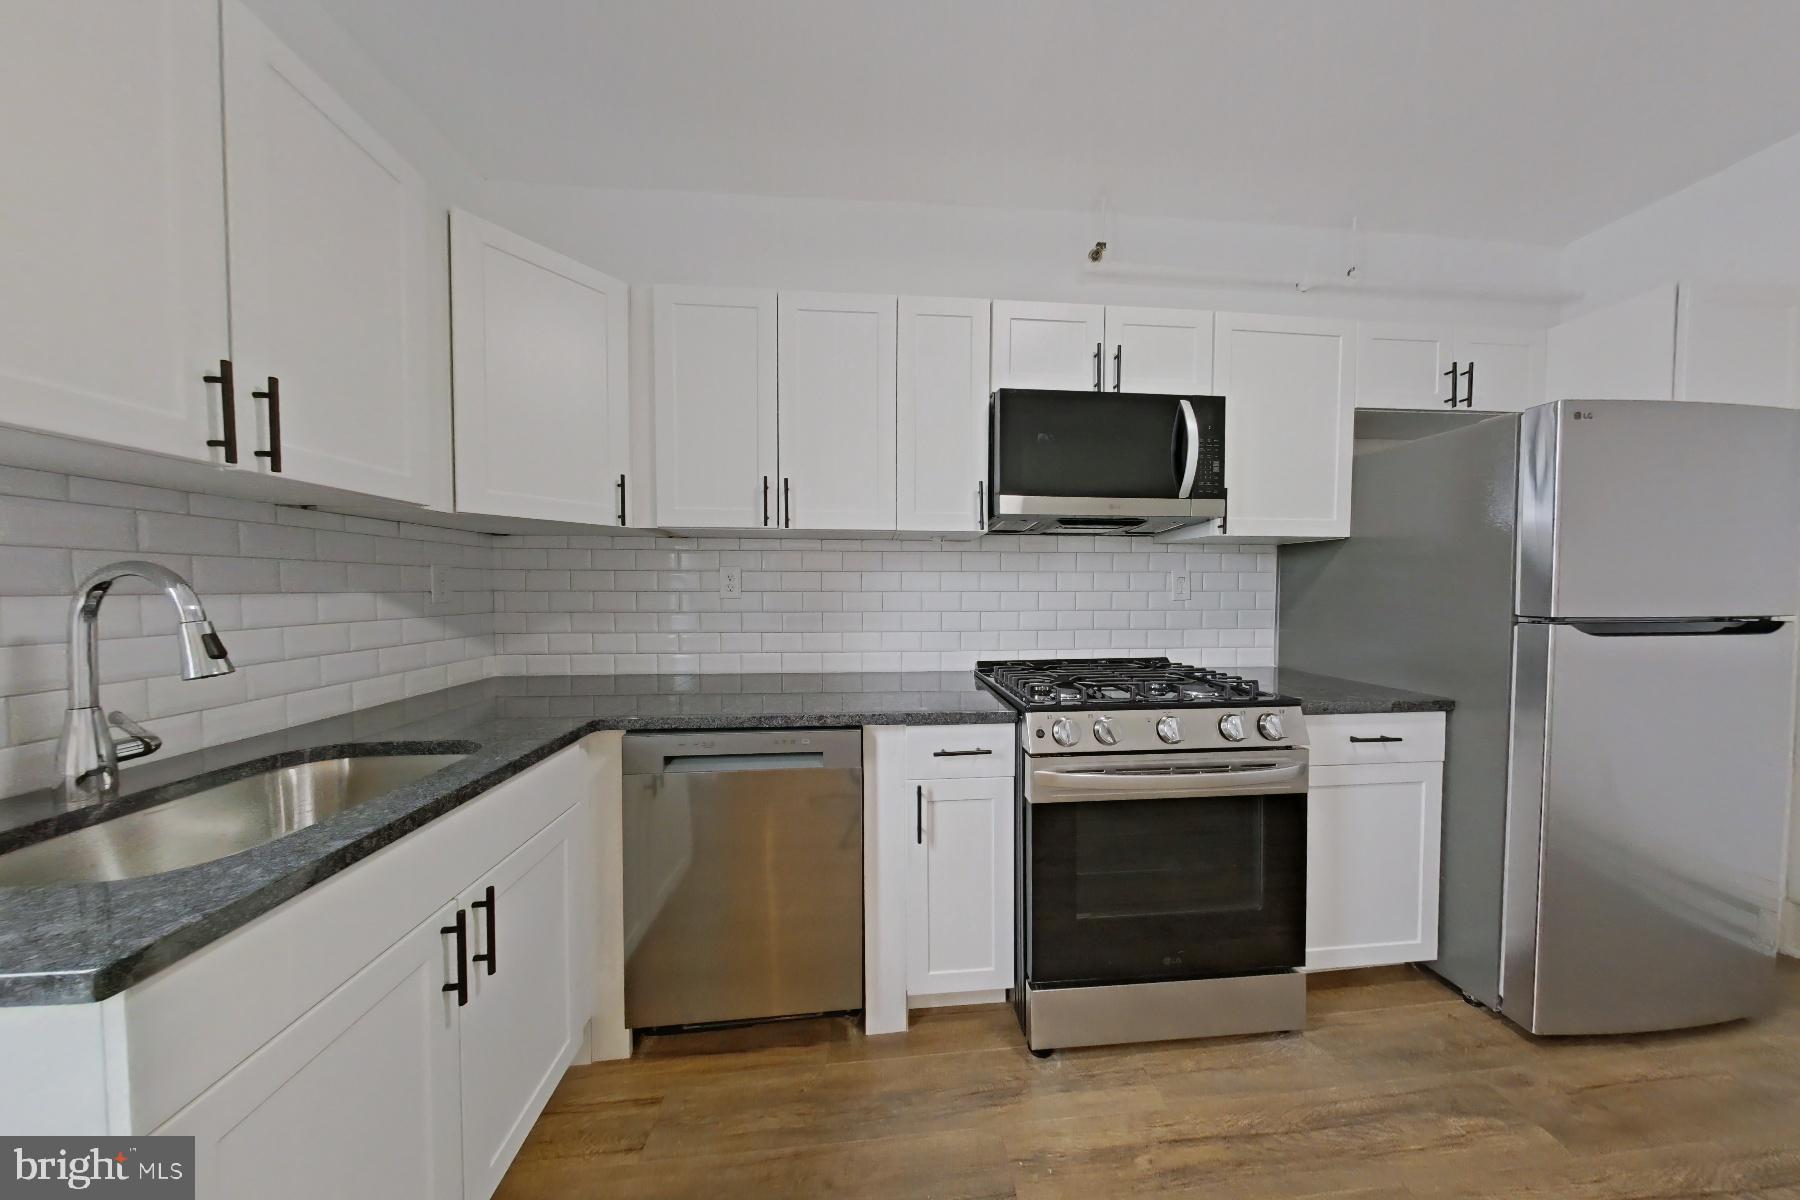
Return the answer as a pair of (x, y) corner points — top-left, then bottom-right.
(221, 0), (435, 503)
(1455, 327), (1545, 411)
(1545, 285), (1677, 403)
(1103, 306), (1214, 393)
(1673, 284), (1800, 409)
(653, 287), (778, 528)
(1355, 323), (1455, 409)
(0, 0), (228, 462)
(777, 292), (897, 530)
(1305, 761), (1442, 971)
(1212, 313), (1356, 539)
(992, 301), (1105, 390)
(897, 297), (990, 533)
(906, 776), (1014, 996)
(450, 210), (629, 524)
(459, 804), (589, 1200)
(160, 902), (463, 1200)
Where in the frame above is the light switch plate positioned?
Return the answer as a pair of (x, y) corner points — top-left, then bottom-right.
(1170, 570), (1191, 602)
(429, 564), (450, 604)
(720, 566), (743, 599)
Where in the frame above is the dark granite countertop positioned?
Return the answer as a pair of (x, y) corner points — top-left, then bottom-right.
(0, 672), (1008, 1006)
(0, 666), (1445, 1006)
(1259, 667), (1454, 715)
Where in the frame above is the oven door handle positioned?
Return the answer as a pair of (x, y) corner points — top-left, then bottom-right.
(1027, 759), (1307, 804)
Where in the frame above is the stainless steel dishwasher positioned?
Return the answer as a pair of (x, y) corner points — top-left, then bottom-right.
(622, 729), (863, 1029)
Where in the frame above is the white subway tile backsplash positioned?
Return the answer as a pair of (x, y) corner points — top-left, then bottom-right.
(136, 511), (237, 556)
(0, 469), (1278, 798)
(0, 469), (497, 798)
(489, 531), (1276, 678)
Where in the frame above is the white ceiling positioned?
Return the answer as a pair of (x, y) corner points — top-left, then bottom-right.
(317, 0), (1800, 246)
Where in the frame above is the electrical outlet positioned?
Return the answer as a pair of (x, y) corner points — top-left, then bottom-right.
(720, 566), (743, 599)
(429, 564), (450, 605)
(1170, 570), (1191, 602)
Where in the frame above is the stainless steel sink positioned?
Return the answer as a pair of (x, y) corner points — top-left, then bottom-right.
(0, 754), (468, 886)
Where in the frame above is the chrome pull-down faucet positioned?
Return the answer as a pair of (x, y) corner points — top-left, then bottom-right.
(57, 561), (235, 802)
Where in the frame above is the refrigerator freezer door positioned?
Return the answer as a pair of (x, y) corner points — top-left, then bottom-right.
(1516, 399), (1800, 620)
(1508, 619), (1795, 1035)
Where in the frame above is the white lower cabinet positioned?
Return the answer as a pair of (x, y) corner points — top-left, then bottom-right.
(0, 738), (616, 1200)
(1304, 715), (1445, 971)
(162, 902), (465, 1200)
(902, 726), (1015, 1001)
(906, 775), (1014, 997)
(458, 809), (587, 1200)
(160, 796), (592, 1200)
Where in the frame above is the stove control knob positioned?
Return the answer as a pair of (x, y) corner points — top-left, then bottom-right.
(1050, 717), (1080, 747)
(1155, 716), (1183, 744)
(1256, 712), (1286, 741)
(1218, 713), (1248, 742)
(1092, 717), (1119, 746)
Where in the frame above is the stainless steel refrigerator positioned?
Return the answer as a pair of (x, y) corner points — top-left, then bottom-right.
(1282, 398), (1800, 1035)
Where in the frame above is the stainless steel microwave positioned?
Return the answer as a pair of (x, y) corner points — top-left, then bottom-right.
(987, 388), (1226, 534)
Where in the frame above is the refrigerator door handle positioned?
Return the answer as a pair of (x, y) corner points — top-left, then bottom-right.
(1562, 618), (1786, 637)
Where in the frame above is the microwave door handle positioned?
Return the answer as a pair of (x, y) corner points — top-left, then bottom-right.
(1177, 399), (1200, 498)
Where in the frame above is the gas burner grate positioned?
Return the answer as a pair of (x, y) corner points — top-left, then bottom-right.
(975, 657), (1289, 711)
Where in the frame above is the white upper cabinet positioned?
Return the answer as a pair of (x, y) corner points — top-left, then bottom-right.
(1213, 313), (1356, 539)
(1674, 284), (1800, 409)
(992, 302), (1106, 390)
(1355, 323), (1454, 409)
(1452, 327), (1545, 411)
(1547, 282), (1800, 410)
(777, 293), (897, 530)
(450, 211), (629, 525)
(653, 287), (779, 528)
(221, 0), (436, 504)
(1545, 285), (1679, 402)
(1103, 306), (1214, 393)
(1356, 322), (1542, 410)
(0, 0), (229, 463)
(897, 298), (991, 533)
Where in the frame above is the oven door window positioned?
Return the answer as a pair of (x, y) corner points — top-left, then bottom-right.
(1028, 793), (1305, 986)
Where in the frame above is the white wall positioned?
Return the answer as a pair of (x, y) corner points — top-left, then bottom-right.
(1559, 128), (1800, 313)
(1557, 130), (1800, 938)
(480, 182), (1562, 326)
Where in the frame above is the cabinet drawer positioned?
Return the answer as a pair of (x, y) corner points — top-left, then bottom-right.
(905, 724), (1015, 779)
(1307, 713), (1445, 766)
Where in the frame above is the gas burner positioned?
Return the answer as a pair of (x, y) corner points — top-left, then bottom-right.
(975, 657), (1295, 712)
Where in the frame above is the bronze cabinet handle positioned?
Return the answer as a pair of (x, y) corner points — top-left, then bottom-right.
(203, 358), (238, 463)
(252, 376), (283, 473)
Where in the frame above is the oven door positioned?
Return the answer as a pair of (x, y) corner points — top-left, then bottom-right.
(990, 388), (1225, 517)
(1025, 749), (1307, 987)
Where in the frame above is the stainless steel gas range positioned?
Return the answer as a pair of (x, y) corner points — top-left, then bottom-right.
(975, 657), (1311, 1054)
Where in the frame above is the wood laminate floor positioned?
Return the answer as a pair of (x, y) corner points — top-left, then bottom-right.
(498, 960), (1800, 1199)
